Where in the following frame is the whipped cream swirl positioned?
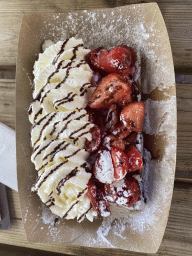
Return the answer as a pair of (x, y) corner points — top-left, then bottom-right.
(29, 37), (97, 222)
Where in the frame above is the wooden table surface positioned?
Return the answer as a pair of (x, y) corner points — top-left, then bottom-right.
(0, 1), (192, 255)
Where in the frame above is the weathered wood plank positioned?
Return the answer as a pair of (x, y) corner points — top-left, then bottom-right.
(0, 1), (192, 68)
(0, 79), (15, 129)
(1, 183), (192, 256)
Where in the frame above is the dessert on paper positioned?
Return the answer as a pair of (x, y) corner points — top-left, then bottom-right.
(16, 3), (176, 253)
(28, 37), (145, 222)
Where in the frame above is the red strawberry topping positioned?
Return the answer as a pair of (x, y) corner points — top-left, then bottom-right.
(88, 73), (131, 109)
(102, 135), (126, 151)
(85, 125), (101, 153)
(93, 149), (115, 184)
(111, 147), (129, 180)
(120, 102), (145, 133)
(85, 44), (144, 216)
(126, 144), (143, 172)
(105, 176), (140, 207)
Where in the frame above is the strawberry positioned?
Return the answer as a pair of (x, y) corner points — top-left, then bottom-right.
(105, 104), (119, 131)
(86, 47), (108, 71)
(93, 149), (115, 184)
(111, 123), (132, 140)
(111, 147), (129, 180)
(105, 46), (136, 78)
(126, 144), (143, 172)
(87, 179), (110, 216)
(88, 73), (131, 108)
(105, 176), (140, 207)
(91, 70), (103, 87)
(87, 179), (99, 211)
(120, 102), (145, 133)
(124, 131), (138, 145)
(102, 135), (126, 151)
(85, 125), (101, 153)
(86, 46), (136, 79)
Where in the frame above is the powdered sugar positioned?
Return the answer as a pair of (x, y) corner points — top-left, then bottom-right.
(94, 150), (115, 184)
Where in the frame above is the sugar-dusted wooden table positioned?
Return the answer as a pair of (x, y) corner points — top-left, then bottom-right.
(0, 1), (192, 255)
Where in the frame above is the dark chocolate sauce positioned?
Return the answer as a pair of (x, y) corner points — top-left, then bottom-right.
(77, 187), (88, 198)
(33, 141), (52, 160)
(33, 113), (57, 147)
(34, 108), (43, 122)
(77, 206), (92, 222)
(69, 123), (91, 139)
(52, 39), (69, 65)
(42, 141), (67, 161)
(36, 160), (69, 190)
(63, 201), (79, 219)
(56, 167), (79, 194)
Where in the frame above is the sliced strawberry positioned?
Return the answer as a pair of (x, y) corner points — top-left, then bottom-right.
(86, 47), (108, 71)
(93, 149), (115, 184)
(87, 179), (99, 211)
(124, 131), (138, 145)
(105, 176), (140, 207)
(88, 73), (131, 109)
(105, 46), (136, 78)
(85, 125), (101, 153)
(120, 102), (145, 133)
(91, 70), (103, 87)
(111, 147), (129, 180)
(126, 144), (143, 172)
(87, 179), (110, 216)
(105, 104), (119, 131)
(98, 200), (111, 217)
(118, 89), (133, 106)
(102, 135), (126, 151)
(111, 123), (132, 139)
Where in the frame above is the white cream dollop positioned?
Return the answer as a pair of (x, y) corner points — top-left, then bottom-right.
(29, 37), (97, 222)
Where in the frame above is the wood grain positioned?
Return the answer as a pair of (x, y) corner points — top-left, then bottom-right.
(1, 183), (192, 256)
(0, 1), (192, 68)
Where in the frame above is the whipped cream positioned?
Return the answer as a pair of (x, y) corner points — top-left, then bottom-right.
(29, 37), (97, 222)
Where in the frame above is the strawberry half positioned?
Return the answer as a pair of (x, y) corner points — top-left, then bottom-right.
(87, 179), (99, 211)
(86, 47), (108, 71)
(88, 73), (131, 108)
(87, 179), (110, 216)
(85, 125), (101, 153)
(120, 102), (145, 133)
(105, 46), (136, 78)
(102, 135), (126, 151)
(93, 149), (115, 184)
(126, 144), (143, 172)
(86, 46), (136, 79)
(111, 146), (129, 180)
(105, 176), (140, 207)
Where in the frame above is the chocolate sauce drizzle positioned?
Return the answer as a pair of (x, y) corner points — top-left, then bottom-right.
(33, 113), (57, 147)
(52, 39), (69, 65)
(62, 201), (79, 219)
(34, 108), (43, 123)
(69, 123), (91, 140)
(54, 92), (78, 109)
(33, 141), (52, 160)
(56, 167), (79, 194)
(35, 160), (69, 190)
(42, 140), (67, 161)
(77, 206), (92, 222)
(77, 187), (88, 198)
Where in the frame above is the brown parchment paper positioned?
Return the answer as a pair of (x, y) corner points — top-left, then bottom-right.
(16, 3), (176, 253)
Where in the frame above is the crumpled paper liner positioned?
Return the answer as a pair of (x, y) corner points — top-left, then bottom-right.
(16, 3), (176, 253)
(0, 122), (17, 191)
